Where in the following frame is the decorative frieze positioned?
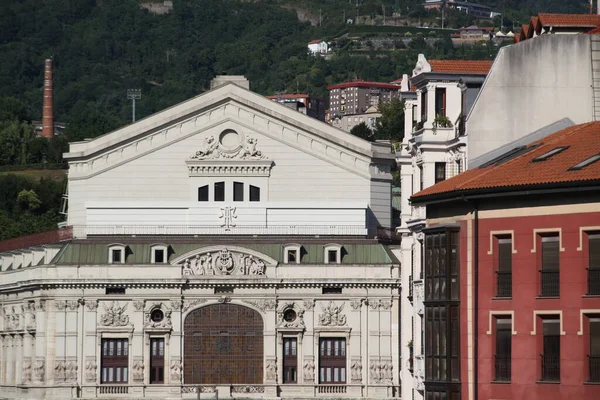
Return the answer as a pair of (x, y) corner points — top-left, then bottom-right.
(85, 359), (97, 382)
(170, 360), (182, 382)
(232, 386), (265, 394)
(180, 248), (267, 276)
(182, 299), (207, 312)
(350, 357), (363, 383)
(318, 302), (347, 326)
(303, 358), (315, 381)
(369, 360), (393, 384)
(99, 302), (130, 327)
(243, 299), (276, 312)
(34, 358), (45, 383)
(181, 386), (217, 394)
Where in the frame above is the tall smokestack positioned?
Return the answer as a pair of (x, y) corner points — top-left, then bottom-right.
(41, 58), (54, 138)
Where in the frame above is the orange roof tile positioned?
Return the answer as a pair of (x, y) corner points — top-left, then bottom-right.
(521, 23), (530, 38)
(412, 122), (600, 202)
(428, 60), (493, 75)
(538, 13), (600, 27)
(585, 25), (600, 34)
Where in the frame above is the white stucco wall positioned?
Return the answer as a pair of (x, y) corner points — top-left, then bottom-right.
(467, 35), (595, 161)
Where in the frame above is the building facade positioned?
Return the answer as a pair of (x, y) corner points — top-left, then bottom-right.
(411, 122), (600, 400)
(0, 76), (401, 400)
(395, 56), (492, 400)
(266, 93), (326, 122)
(328, 81), (401, 120)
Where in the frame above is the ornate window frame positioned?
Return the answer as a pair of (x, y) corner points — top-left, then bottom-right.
(284, 244), (302, 264)
(108, 244), (126, 264)
(324, 244), (342, 264)
(150, 244), (168, 264)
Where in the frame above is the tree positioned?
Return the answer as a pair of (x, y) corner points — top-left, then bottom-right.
(374, 99), (405, 142)
(17, 189), (42, 211)
(350, 122), (374, 141)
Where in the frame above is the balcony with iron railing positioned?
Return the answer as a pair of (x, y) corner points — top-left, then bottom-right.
(494, 355), (511, 382)
(540, 354), (560, 382)
(587, 268), (600, 295)
(589, 355), (600, 383)
(539, 270), (559, 297)
(495, 271), (512, 298)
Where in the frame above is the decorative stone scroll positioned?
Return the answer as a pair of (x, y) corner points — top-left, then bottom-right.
(99, 302), (130, 327)
(189, 133), (265, 161)
(318, 302), (347, 326)
(243, 299), (277, 312)
(173, 246), (277, 277)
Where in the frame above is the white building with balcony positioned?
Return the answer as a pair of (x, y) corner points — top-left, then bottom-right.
(394, 56), (491, 400)
(0, 76), (401, 399)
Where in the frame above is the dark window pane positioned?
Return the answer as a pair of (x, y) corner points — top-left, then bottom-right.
(542, 237), (560, 271)
(154, 249), (164, 263)
(328, 250), (338, 263)
(233, 182), (243, 202)
(250, 185), (260, 202)
(214, 182), (225, 202)
(590, 236), (600, 268)
(435, 162), (446, 184)
(288, 250), (297, 263)
(198, 185), (209, 202)
(112, 249), (121, 263)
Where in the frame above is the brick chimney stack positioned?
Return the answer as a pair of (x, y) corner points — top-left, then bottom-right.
(41, 58), (54, 138)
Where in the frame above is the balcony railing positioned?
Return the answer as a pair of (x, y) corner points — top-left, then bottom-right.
(494, 355), (511, 381)
(587, 268), (600, 295)
(495, 271), (512, 297)
(589, 355), (600, 382)
(541, 354), (560, 381)
(539, 270), (559, 297)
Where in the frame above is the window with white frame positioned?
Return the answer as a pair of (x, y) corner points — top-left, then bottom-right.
(151, 245), (168, 264)
(324, 244), (342, 264)
(284, 245), (302, 264)
(108, 245), (126, 264)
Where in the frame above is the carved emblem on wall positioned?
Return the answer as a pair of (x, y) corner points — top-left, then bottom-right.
(145, 308), (172, 329)
(22, 358), (32, 383)
(369, 360), (393, 383)
(189, 133), (265, 161)
(85, 360), (97, 382)
(182, 299), (207, 312)
(34, 359), (45, 382)
(170, 300), (182, 311)
(100, 302), (130, 327)
(303, 300), (314, 310)
(318, 302), (347, 326)
(180, 248), (267, 277)
(132, 360), (144, 382)
(219, 207), (237, 231)
(243, 299), (277, 312)
(66, 361), (78, 382)
(303, 359), (315, 381)
(231, 386), (265, 394)
(350, 357), (363, 383)
(350, 299), (363, 310)
(277, 303), (305, 329)
(67, 300), (79, 311)
(265, 360), (277, 382)
(85, 300), (98, 311)
(55, 300), (67, 311)
(54, 360), (66, 382)
(133, 300), (145, 311)
(170, 360), (182, 382)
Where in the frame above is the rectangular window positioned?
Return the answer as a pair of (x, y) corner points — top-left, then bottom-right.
(150, 338), (165, 384)
(540, 236), (560, 297)
(287, 249), (297, 263)
(435, 162), (446, 184)
(421, 90), (428, 122)
(112, 249), (122, 263)
(541, 319), (560, 381)
(419, 165), (424, 191)
(214, 286), (234, 294)
(588, 233), (600, 295)
(494, 318), (511, 381)
(435, 88), (447, 117)
(198, 185), (209, 202)
(105, 287), (126, 295)
(590, 317), (600, 382)
(249, 185), (260, 202)
(328, 250), (338, 263)
(233, 182), (244, 202)
(283, 338), (298, 384)
(319, 338), (346, 383)
(153, 249), (165, 264)
(496, 238), (512, 297)
(322, 287), (342, 294)
(101, 338), (129, 383)
(214, 182), (225, 202)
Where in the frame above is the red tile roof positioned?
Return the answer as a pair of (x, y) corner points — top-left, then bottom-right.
(327, 81), (400, 90)
(412, 122), (600, 202)
(585, 25), (600, 34)
(308, 39), (321, 44)
(266, 93), (310, 100)
(428, 60), (493, 75)
(537, 13), (600, 28)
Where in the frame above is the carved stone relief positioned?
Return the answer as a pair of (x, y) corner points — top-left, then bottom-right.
(34, 359), (45, 382)
(180, 248), (267, 276)
(132, 360), (144, 382)
(34, 300), (45, 311)
(55, 300), (67, 311)
(182, 299), (207, 312)
(145, 309), (172, 329)
(318, 301), (347, 326)
(99, 302), (130, 327)
(133, 300), (145, 311)
(170, 360), (182, 382)
(22, 358), (32, 383)
(303, 358), (315, 381)
(170, 300), (182, 311)
(265, 359), (277, 382)
(369, 360), (393, 383)
(85, 360), (97, 382)
(350, 357), (363, 383)
(66, 361), (78, 382)
(350, 299), (363, 310)
(243, 299), (276, 312)
(67, 300), (79, 311)
(231, 386), (265, 393)
(302, 300), (314, 310)
(54, 360), (66, 382)
(4, 306), (21, 331)
(369, 299), (393, 311)
(85, 300), (98, 311)
(189, 133), (266, 161)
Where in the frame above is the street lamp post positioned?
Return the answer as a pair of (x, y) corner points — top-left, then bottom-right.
(127, 89), (142, 123)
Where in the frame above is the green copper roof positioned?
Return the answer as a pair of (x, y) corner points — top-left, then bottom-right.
(53, 241), (396, 265)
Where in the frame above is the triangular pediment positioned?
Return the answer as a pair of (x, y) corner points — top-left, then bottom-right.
(171, 246), (277, 277)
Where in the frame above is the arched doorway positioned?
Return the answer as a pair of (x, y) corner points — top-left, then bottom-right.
(183, 304), (264, 384)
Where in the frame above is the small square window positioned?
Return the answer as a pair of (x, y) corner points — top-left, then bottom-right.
(288, 250), (297, 263)
(322, 287), (342, 294)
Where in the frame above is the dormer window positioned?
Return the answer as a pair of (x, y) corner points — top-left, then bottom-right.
(284, 245), (302, 264)
(151, 245), (168, 264)
(198, 185), (209, 202)
(108, 245), (126, 264)
(324, 244), (342, 264)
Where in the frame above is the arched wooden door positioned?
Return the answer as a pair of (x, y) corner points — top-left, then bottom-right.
(183, 304), (264, 384)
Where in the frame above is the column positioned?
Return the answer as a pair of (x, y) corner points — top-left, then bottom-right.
(83, 299), (98, 397)
(65, 300), (79, 385)
(34, 300), (47, 385)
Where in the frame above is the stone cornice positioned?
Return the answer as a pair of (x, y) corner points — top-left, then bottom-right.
(186, 159), (273, 177)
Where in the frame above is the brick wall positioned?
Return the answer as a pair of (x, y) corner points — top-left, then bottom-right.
(0, 227), (72, 253)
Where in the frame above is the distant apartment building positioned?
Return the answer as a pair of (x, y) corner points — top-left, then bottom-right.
(451, 25), (494, 43)
(266, 93), (326, 121)
(307, 40), (329, 56)
(331, 106), (381, 132)
(515, 13), (600, 43)
(328, 81), (401, 119)
(423, 0), (492, 19)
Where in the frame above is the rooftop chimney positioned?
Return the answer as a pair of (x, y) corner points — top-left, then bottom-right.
(210, 75), (250, 90)
(41, 58), (54, 138)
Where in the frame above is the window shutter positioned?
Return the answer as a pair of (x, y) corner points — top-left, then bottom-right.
(542, 239), (559, 271)
(498, 240), (512, 272)
(590, 235), (600, 268)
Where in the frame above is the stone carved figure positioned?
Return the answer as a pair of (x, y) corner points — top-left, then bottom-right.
(85, 360), (97, 382)
(382, 361), (393, 381)
(190, 136), (218, 159)
(243, 299), (276, 312)
(54, 361), (66, 382)
(240, 137), (263, 159)
(132, 361), (144, 382)
(369, 360), (393, 383)
(34, 359), (45, 382)
(132, 300), (145, 311)
(303, 359), (315, 381)
(66, 361), (77, 382)
(100, 302), (130, 327)
(170, 360), (181, 382)
(350, 359), (362, 382)
(22, 359), (32, 383)
(178, 248), (267, 276)
(318, 302), (347, 326)
(369, 361), (379, 382)
(265, 360), (277, 381)
(190, 134), (265, 160)
(85, 300), (98, 311)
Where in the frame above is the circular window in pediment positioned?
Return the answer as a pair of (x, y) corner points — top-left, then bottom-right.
(151, 309), (164, 323)
(219, 129), (241, 151)
(283, 309), (297, 323)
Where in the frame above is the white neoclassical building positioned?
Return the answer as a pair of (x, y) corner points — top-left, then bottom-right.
(395, 56), (491, 400)
(0, 76), (402, 400)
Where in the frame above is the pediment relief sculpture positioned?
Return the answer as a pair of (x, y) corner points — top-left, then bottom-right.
(99, 302), (130, 327)
(173, 246), (277, 277)
(190, 130), (266, 161)
(318, 301), (347, 327)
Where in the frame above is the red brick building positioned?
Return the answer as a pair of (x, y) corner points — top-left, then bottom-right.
(411, 122), (600, 400)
